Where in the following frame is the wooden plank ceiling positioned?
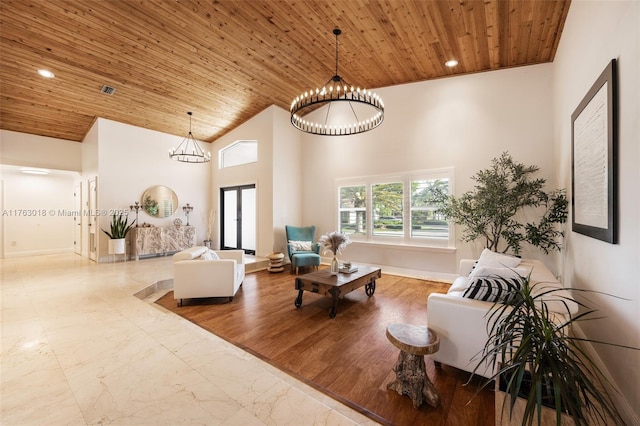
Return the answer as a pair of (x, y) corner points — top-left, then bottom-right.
(0, 0), (571, 143)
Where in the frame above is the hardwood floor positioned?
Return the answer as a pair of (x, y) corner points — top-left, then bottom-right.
(156, 268), (495, 426)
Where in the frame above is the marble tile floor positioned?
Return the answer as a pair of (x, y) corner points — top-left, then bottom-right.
(1, 253), (376, 425)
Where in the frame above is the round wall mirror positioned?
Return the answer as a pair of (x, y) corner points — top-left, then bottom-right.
(141, 185), (178, 218)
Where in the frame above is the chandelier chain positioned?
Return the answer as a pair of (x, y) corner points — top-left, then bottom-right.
(334, 28), (340, 78)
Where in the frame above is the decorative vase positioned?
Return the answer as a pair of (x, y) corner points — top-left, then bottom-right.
(330, 255), (339, 275)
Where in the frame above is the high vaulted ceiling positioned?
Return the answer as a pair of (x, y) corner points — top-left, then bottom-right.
(0, 0), (571, 144)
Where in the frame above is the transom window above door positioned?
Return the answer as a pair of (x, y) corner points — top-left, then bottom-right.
(219, 140), (258, 168)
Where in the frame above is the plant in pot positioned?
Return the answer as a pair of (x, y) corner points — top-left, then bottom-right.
(432, 152), (638, 424)
(471, 272), (638, 426)
(433, 152), (568, 255)
(102, 213), (136, 255)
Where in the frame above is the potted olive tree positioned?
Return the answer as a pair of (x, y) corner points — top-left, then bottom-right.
(472, 272), (638, 426)
(434, 153), (638, 424)
(434, 152), (568, 255)
(102, 213), (135, 256)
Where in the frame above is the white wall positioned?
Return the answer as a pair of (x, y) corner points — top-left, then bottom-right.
(0, 129), (82, 171)
(95, 118), (211, 262)
(272, 106), (303, 255)
(0, 165), (80, 257)
(552, 1), (640, 423)
(299, 64), (557, 278)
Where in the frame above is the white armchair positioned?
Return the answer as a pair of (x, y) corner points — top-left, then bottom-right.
(173, 246), (245, 306)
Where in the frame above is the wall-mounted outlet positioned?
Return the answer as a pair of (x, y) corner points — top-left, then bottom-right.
(11, 241), (17, 247)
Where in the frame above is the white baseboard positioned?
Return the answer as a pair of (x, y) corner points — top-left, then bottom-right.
(320, 257), (456, 283)
(3, 247), (74, 258)
(572, 323), (640, 425)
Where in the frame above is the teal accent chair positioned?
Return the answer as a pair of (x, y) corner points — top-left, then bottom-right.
(285, 225), (321, 274)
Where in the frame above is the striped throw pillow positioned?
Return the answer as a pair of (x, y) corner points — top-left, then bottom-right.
(463, 276), (522, 303)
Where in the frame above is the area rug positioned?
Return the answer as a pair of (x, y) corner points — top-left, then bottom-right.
(155, 270), (494, 426)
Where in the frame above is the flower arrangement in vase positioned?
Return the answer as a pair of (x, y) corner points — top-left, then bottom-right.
(318, 231), (351, 275)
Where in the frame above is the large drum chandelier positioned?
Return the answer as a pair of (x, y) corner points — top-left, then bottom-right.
(290, 29), (384, 136)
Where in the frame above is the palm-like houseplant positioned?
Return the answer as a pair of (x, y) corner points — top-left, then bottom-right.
(102, 213), (136, 239)
(472, 273), (638, 426)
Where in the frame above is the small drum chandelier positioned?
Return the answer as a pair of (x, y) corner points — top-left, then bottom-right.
(169, 112), (211, 163)
(290, 28), (384, 136)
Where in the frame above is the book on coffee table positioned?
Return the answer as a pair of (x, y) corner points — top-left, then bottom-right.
(339, 265), (358, 274)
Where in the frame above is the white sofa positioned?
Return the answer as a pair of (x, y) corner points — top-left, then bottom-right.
(173, 246), (245, 306)
(427, 253), (578, 378)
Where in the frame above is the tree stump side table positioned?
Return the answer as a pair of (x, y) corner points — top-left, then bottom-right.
(386, 323), (440, 409)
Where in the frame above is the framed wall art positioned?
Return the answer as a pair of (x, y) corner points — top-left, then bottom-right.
(571, 59), (618, 243)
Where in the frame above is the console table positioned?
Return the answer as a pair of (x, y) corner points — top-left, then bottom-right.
(132, 226), (195, 260)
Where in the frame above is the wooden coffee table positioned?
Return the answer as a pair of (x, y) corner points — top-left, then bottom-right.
(294, 266), (381, 318)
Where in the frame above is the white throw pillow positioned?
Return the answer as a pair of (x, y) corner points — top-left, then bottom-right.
(471, 266), (527, 280)
(471, 249), (521, 274)
(289, 240), (312, 251)
(198, 250), (219, 260)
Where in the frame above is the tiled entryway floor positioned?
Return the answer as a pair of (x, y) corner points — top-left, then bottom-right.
(1, 253), (374, 425)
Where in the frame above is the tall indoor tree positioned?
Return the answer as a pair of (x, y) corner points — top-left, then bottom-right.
(434, 152), (568, 255)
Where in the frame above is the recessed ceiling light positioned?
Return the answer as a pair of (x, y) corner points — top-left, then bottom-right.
(37, 69), (55, 78)
(445, 60), (458, 67)
(20, 168), (50, 175)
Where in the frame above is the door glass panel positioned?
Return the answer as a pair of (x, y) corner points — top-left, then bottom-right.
(241, 188), (256, 251)
(223, 190), (237, 248)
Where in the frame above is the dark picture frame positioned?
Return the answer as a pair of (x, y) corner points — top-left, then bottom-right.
(571, 59), (618, 243)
